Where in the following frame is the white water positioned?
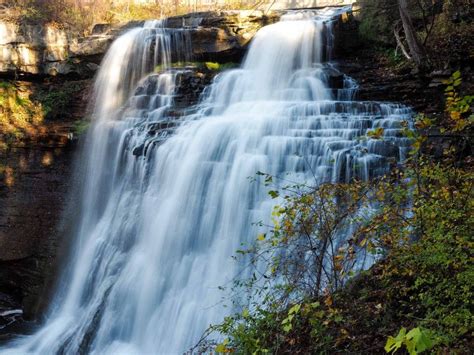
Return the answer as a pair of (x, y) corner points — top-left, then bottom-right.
(2, 9), (411, 354)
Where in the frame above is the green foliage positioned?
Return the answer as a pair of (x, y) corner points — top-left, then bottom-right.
(0, 80), (44, 142)
(356, 73), (473, 346)
(73, 120), (89, 136)
(205, 62), (238, 71)
(205, 62), (221, 70)
(366, 127), (385, 139)
(281, 303), (301, 333)
(442, 71), (474, 131)
(0, 80), (86, 146)
(385, 327), (434, 355)
(358, 0), (399, 45)
(383, 163), (473, 342)
(33, 83), (82, 120)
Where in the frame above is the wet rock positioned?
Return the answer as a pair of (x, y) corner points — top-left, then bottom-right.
(0, 291), (23, 339)
(132, 144), (145, 156)
(174, 69), (216, 108)
(167, 11), (280, 62)
(337, 54), (444, 113)
(125, 68), (216, 158)
(325, 68), (345, 89)
(0, 134), (77, 320)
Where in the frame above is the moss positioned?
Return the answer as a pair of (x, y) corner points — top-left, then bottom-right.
(33, 82), (83, 120)
(154, 61), (239, 73)
(73, 120), (89, 136)
(0, 80), (44, 142)
(357, 0), (399, 46)
(204, 62), (239, 71)
(0, 80), (87, 146)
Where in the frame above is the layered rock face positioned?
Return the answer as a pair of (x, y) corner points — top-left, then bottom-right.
(166, 10), (279, 62)
(0, 8), (359, 77)
(0, 10), (279, 77)
(0, 21), (110, 76)
(0, 78), (91, 337)
(0, 133), (77, 322)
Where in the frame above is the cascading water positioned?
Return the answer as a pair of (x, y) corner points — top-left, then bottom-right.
(2, 8), (411, 354)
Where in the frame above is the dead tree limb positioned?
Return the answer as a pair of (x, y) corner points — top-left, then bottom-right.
(394, 23), (412, 60)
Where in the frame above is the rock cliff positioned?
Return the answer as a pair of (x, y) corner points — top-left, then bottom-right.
(0, 21), (109, 77)
(0, 10), (280, 77)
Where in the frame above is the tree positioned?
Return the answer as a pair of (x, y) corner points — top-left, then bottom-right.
(397, 0), (427, 68)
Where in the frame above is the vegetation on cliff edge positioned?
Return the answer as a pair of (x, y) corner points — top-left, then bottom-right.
(1, 0), (256, 34)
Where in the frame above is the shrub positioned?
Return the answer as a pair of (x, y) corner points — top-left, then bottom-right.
(0, 80), (44, 142)
(204, 72), (473, 353)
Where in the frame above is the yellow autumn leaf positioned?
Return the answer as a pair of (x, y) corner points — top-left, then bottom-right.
(450, 111), (461, 120)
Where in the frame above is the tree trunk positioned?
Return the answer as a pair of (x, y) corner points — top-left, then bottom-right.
(398, 0), (427, 68)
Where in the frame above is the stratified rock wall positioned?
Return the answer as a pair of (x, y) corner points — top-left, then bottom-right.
(166, 10), (279, 62)
(0, 137), (77, 320)
(0, 21), (112, 77)
(0, 8), (360, 77)
(0, 11), (281, 77)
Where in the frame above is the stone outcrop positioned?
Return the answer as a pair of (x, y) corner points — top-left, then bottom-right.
(0, 76), (92, 338)
(0, 21), (112, 77)
(0, 124), (78, 341)
(166, 10), (279, 62)
(167, 9), (359, 62)
(0, 11), (280, 78)
(0, 7), (361, 77)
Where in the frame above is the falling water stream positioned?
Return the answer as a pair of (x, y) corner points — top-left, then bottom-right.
(2, 8), (411, 354)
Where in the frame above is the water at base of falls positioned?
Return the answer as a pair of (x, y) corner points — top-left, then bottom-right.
(1, 8), (411, 355)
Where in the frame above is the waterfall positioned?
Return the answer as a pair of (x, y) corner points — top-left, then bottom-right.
(1, 8), (411, 354)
